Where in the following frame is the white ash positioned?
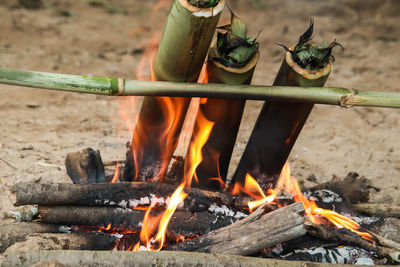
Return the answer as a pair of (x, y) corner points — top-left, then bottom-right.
(118, 200), (128, 208)
(112, 233), (124, 240)
(281, 246), (377, 265)
(129, 199), (140, 208)
(58, 225), (71, 233)
(208, 204), (247, 219)
(348, 214), (380, 225)
(149, 194), (165, 207)
(272, 243), (283, 255)
(306, 189), (343, 203)
(139, 196), (150, 205)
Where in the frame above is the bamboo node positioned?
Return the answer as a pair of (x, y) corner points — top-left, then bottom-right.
(117, 78), (125, 95)
(339, 88), (357, 108)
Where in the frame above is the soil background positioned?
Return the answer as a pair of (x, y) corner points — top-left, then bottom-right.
(0, 0), (399, 224)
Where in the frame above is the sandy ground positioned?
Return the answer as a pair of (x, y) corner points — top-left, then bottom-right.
(0, 0), (399, 225)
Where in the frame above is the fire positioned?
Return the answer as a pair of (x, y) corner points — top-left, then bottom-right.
(278, 162), (373, 241)
(235, 162), (373, 242)
(134, 110), (214, 250)
(183, 110), (215, 187)
(111, 161), (120, 183)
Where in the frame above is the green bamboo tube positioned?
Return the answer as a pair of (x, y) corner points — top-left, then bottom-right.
(184, 42), (259, 190)
(123, 0), (225, 182)
(1, 67), (400, 108)
(231, 45), (331, 190)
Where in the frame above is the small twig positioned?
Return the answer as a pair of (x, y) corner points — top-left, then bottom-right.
(0, 155), (18, 170)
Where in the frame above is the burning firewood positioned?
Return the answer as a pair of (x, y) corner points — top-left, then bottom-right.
(167, 202), (306, 255)
(123, 0), (225, 182)
(37, 206), (239, 237)
(12, 182), (252, 212)
(231, 20), (341, 190)
(183, 10), (259, 190)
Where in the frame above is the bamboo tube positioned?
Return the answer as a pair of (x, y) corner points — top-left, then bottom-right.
(231, 45), (331, 190)
(1, 67), (400, 108)
(123, 0), (225, 182)
(184, 40), (259, 189)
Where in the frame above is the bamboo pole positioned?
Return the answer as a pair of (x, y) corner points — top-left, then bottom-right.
(183, 38), (259, 190)
(123, 0), (225, 182)
(1, 67), (400, 108)
(231, 41), (332, 189)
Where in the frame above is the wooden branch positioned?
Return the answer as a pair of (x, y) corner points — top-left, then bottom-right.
(167, 202), (306, 255)
(0, 222), (61, 253)
(1, 67), (400, 109)
(12, 182), (252, 212)
(4, 233), (118, 253)
(352, 203), (400, 218)
(1, 250), (368, 267)
(304, 221), (400, 263)
(38, 206), (238, 237)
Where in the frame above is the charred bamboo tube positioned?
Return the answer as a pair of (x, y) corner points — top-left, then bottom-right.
(124, 0), (225, 182)
(231, 46), (331, 190)
(167, 202), (306, 255)
(2, 67), (400, 108)
(12, 182), (252, 212)
(38, 206), (237, 236)
(185, 41), (259, 190)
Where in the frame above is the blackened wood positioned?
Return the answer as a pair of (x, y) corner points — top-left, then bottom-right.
(65, 148), (106, 184)
(310, 172), (373, 204)
(38, 206), (237, 236)
(12, 182), (251, 212)
(184, 47), (259, 190)
(304, 221), (400, 263)
(0, 251), (367, 267)
(167, 202), (306, 255)
(0, 222), (61, 253)
(4, 233), (118, 253)
(353, 203), (400, 218)
(231, 49), (330, 190)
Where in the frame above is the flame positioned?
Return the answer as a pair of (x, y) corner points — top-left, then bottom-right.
(278, 162), (373, 241)
(183, 110), (215, 187)
(111, 162), (120, 183)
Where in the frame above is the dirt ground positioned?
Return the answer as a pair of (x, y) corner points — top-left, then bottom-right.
(0, 0), (399, 225)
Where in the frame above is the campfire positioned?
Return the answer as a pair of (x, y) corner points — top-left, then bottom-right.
(1, 0), (400, 266)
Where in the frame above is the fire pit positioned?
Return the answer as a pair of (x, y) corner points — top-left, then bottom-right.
(1, 0), (400, 266)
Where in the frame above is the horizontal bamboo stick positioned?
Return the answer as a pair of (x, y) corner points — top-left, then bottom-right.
(1, 67), (400, 108)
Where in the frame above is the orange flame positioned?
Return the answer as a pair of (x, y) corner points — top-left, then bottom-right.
(111, 162), (120, 183)
(183, 110), (215, 187)
(278, 162), (373, 241)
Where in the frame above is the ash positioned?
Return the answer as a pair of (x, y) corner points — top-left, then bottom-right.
(208, 204), (247, 219)
(280, 246), (382, 265)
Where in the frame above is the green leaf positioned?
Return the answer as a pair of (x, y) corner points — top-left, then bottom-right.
(231, 13), (247, 39)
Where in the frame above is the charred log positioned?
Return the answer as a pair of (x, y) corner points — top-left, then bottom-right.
(12, 182), (251, 212)
(0, 222), (62, 253)
(4, 233), (118, 253)
(167, 202), (306, 255)
(38, 206), (239, 237)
